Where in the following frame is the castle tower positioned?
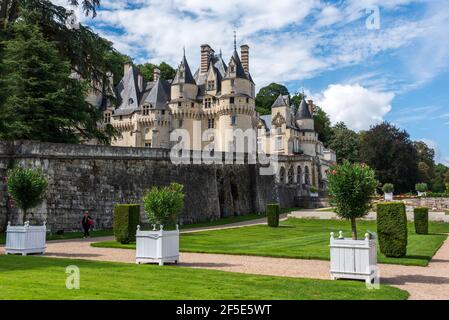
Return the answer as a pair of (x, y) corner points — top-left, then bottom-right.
(171, 52), (198, 100)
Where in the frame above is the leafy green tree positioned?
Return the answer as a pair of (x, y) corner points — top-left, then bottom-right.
(143, 183), (185, 227)
(360, 122), (419, 193)
(327, 162), (378, 239)
(0, 20), (113, 143)
(255, 83), (289, 115)
(414, 141), (435, 184)
(7, 167), (48, 224)
(431, 164), (449, 192)
(137, 62), (176, 82)
(418, 162), (432, 185)
(328, 122), (360, 163)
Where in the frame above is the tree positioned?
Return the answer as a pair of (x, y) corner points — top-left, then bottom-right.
(328, 122), (360, 163)
(431, 163), (449, 192)
(327, 162), (378, 240)
(418, 162), (432, 185)
(0, 20), (113, 143)
(137, 62), (176, 82)
(255, 83), (289, 115)
(414, 141), (435, 184)
(360, 122), (419, 193)
(7, 167), (48, 224)
(143, 183), (185, 227)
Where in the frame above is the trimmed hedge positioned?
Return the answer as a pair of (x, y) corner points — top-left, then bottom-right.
(113, 204), (140, 244)
(414, 207), (429, 235)
(267, 204), (280, 227)
(377, 202), (408, 258)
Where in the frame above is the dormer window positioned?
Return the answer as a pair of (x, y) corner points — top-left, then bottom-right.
(104, 112), (111, 124)
(230, 97), (235, 104)
(142, 105), (150, 116)
(128, 98), (134, 105)
(207, 81), (215, 91)
(230, 65), (235, 73)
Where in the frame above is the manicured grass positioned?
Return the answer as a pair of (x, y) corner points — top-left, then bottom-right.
(315, 207), (336, 212)
(93, 218), (449, 266)
(0, 229), (114, 245)
(0, 255), (408, 300)
(445, 211), (449, 216)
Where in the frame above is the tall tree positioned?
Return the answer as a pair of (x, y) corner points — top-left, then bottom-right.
(255, 83), (289, 115)
(328, 122), (360, 163)
(137, 62), (176, 82)
(431, 164), (449, 192)
(360, 122), (419, 193)
(0, 20), (113, 143)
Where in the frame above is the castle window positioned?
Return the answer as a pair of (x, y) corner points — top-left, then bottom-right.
(208, 118), (215, 129)
(161, 110), (165, 115)
(207, 81), (215, 91)
(145, 141), (152, 147)
(104, 112), (111, 123)
(178, 119), (183, 127)
(288, 167), (294, 184)
(257, 137), (263, 153)
(128, 98), (134, 105)
(142, 105), (150, 116)
(204, 98), (212, 108)
(230, 65), (235, 73)
(230, 97), (235, 104)
(191, 102), (194, 108)
(178, 102), (182, 107)
(275, 136), (283, 151)
(246, 97), (250, 104)
(230, 115), (237, 126)
(230, 79), (235, 88)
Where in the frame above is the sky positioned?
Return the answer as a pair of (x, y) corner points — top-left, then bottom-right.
(54, 0), (449, 165)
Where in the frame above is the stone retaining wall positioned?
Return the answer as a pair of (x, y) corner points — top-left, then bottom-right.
(0, 141), (281, 232)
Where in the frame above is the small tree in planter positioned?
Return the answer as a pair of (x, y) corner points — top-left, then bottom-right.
(7, 168), (48, 224)
(309, 186), (319, 197)
(327, 161), (378, 240)
(382, 183), (394, 201)
(143, 183), (185, 228)
(137, 183), (185, 265)
(5, 168), (48, 255)
(416, 183), (428, 197)
(327, 162), (379, 284)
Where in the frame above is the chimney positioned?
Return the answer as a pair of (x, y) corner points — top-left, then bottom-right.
(153, 67), (161, 82)
(307, 100), (314, 115)
(200, 44), (212, 74)
(240, 45), (249, 75)
(138, 73), (144, 91)
(124, 61), (132, 75)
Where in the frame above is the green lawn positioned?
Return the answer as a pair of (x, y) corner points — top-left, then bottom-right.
(445, 211), (449, 216)
(93, 218), (449, 266)
(0, 209), (299, 245)
(0, 255), (408, 300)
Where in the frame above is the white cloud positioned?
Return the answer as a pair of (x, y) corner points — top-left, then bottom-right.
(418, 138), (449, 166)
(316, 84), (394, 131)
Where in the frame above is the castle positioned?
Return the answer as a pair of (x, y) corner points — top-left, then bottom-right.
(102, 42), (336, 193)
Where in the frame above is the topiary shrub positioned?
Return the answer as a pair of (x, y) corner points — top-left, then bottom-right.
(113, 204), (140, 244)
(7, 167), (48, 224)
(266, 203), (280, 227)
(377, 203), (408, 257)
(414, 207), (429, 235)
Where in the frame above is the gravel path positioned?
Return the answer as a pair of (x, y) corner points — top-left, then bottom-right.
(2, 235), (449, 300)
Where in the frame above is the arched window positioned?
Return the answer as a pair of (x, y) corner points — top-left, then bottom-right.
(288, 167), (294, 185)
(304, 166), (310, 185)
(297, 166), (302, 185)
(279, 167), (286, 184)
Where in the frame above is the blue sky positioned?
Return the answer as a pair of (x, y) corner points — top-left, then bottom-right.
(56, 0), (449, 165)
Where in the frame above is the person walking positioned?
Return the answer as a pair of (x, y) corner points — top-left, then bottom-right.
(81, 211), (93, 238)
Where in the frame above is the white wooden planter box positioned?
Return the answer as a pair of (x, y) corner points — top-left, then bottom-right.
(384, 193), (393, 201)
(310, 192), (319, 197)
(5, 221), (46, 256)
(136, 225), (179, 266)
(417, 191), (426, 197)
(330, 231), (378, 284)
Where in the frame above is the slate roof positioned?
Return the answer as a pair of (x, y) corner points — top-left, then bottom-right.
(260, 115), (272, 131)
(296, 98), (312, 119)
(141, 79), (170, 110)
(271, 94), (289, 108)
(173, 54), (196, 85)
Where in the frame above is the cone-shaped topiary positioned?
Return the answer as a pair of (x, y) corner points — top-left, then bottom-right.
(113, 204), (140, 244)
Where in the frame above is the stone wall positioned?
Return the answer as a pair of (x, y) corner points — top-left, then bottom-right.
(0, 141), (282, 232)
(401, 197), (449, 211)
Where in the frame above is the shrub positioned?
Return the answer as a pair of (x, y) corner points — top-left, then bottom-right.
(143, 183), (185, 227)
(266, 203), (280, 227)
(415, 183), (428, 193)
(414, 207), (429, 235)
(7, 167), (48, 223)
(445, 183), (449, 193)
(309, 186), (318, 193)
(327, 161), (378, 239)
(113, 204), (140, 244)
(382, 183), (394, 194)
(425, 192), (449, 198)
(377, 203), (408, 257)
